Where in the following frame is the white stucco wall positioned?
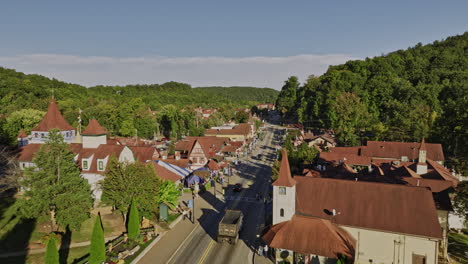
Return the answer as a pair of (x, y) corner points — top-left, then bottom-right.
(272, 185), (296, 225)
(82, 135), (106, 148)
(119, 146), (135, 163)
(342, 226), (439, 264)
(81, 172), (105, 202)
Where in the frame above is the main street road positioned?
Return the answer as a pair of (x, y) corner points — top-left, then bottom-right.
(166, 125), (282, 264)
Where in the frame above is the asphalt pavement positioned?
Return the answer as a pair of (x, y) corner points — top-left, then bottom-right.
(137, 125), (282, 264)
(167, 126), (280, 264)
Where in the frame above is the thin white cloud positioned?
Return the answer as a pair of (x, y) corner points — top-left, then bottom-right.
(0, 53), (359, 89)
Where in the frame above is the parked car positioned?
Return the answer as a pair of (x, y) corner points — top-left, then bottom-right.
(233, 183), (242, 192)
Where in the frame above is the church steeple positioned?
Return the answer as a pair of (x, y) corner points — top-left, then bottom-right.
(272, 149), (296, 225)
(30, 99), (76, 144)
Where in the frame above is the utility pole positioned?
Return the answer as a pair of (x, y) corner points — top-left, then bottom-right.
(192, 193), (196, 224)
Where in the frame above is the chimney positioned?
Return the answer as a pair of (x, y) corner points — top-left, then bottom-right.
(161, 151), (168, 160)
(175, 151), (181, 160)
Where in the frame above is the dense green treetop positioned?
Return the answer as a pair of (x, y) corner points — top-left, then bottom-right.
(276, 32), (467, 168)
(0, 68), (278, 143)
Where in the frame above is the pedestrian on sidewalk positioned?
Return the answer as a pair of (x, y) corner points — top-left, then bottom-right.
(257, 245), (263, 256)
(182, 209), (187, 221)
(263, 244), (269, 257)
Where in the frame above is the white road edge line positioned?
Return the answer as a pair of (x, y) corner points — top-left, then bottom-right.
(165, 222), (200, 264)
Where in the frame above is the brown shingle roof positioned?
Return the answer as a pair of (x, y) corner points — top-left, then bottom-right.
(402, 178), (453, 193)
(206, 159), (220, 170)
(152, 161), (182, 183)
(272, 149), (296, 187)
(262, 215), (355, 258)
(363, 141), (444, 161)
(295, 177), (442, 239)
(18, 143), (82, 162)
(82, 119), (107, 135)
(426, 159), (458, 186)
(319, 152), (371, 166)
(18, 144), (42, 162)
(130, 146), (158, 162)
(32, 99), (74, 131)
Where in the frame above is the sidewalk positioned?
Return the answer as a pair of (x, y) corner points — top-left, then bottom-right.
(136, 183), (225, 264)
(254, 252), (274, 264)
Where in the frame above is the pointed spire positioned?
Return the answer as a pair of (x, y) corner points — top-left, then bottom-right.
(17, 129), (28, 138)
(82, 119), (107, 136)
(32, 99), (74, 131)
(272, 149), (296, 187)
(419, 138), (427, 151)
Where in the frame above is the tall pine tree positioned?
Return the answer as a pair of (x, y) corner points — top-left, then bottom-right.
(89, 214), (106, 264)
(44, 235), (59, 264)
(18, 129), (93, 231)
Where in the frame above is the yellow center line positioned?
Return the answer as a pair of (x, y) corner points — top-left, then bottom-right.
(197, 239), (215, 264)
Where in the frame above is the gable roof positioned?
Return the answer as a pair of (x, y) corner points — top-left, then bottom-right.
(130, 146), (157, 163)
(32, 99), (74, 131)
(272, 149), (296, 187)
(152, 161), (182, 182)
(262, 215), (355, 258)
(82, 119), (107, 135)
(18, 143), (83, 162)
(363, 141), (444, 161)
(426, 159), (458, 186)
(295, 177), (442, 239)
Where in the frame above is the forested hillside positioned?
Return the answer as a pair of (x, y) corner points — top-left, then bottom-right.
(276, 32), (467, 167)
(0, 67), (277, 144)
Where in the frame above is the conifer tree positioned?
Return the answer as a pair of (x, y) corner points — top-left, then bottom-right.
(89, 214), (106, 264)
(44, 235), (59, 264)
(127, 200), (140, 240)
(18, 129), (93, 231)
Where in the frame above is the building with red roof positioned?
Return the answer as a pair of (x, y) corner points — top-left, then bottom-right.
(266, 149), (443, 263)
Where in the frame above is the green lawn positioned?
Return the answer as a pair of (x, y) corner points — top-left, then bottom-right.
(448, 231), (468, 263)
(1, 245), (90, 264)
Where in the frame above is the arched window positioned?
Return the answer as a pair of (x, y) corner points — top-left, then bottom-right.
(280, 208), (284, 217)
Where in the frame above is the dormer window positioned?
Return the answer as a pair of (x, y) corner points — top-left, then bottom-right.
(279, 187), (286, 195)
(98, 160), (104, 171)
(82, 160), (89, 170)
(35, 133), (38, 138)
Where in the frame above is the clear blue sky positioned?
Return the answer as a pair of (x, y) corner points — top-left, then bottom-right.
(0, 1), (467, 88)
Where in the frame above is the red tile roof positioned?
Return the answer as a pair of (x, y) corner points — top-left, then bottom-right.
(272, 149), (296, 187)
(295, 177), (442, 239)
(82, 119), (107, 135)
(262, 215), (355, 258)
(32, 99), (74, 131)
